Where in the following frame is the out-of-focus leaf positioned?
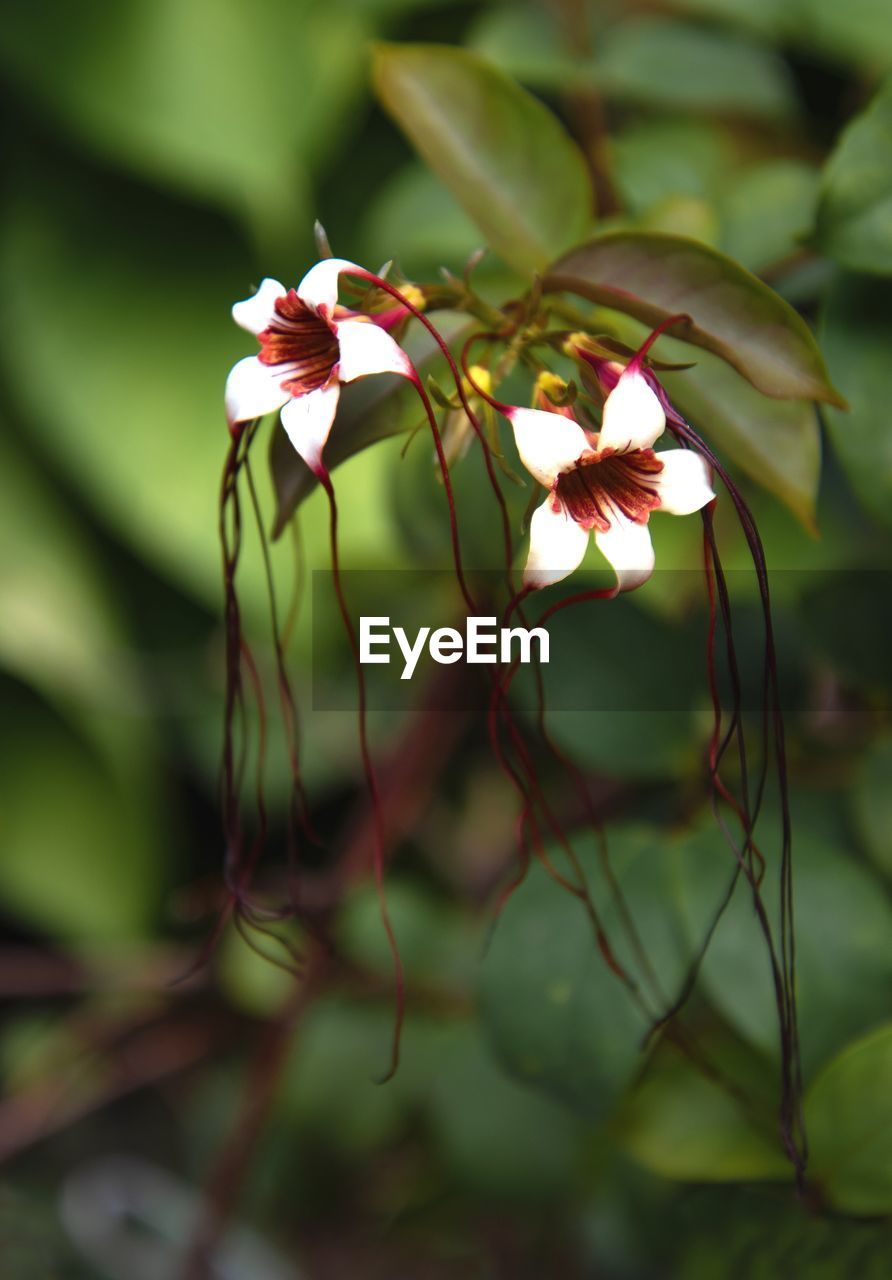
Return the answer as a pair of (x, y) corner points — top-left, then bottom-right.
(720, 161), (821, 274)
(337, 879), (479, 991)
(480, 829), (693, 1122)
(805, 1025), (892, 1214)
(821, 274), (892, 528)
(427, 1024), (584, 1200)
(371, 43), (594, 274)
(637, 196), (720, 245)
(672, 825), (892, 1075)
(545, 233), (845, 405)
(0, 0), (368, 250)
(814, 77), (892, 276)
(594, 19), (796, 120)
(611, 119), (733, 216)
(617, 1036), (790, 1182)
(0, 158), (397, 617)
(362, 163), (486, 275)
(0, 701), (160, 943)
(852, 737), (892, 879)
(658, 0), (783, 39)
(468, 4), (584, 89)
(796, 0), (892, 70)
(0, 433), (141, 744)
(523, 588), (703, 778)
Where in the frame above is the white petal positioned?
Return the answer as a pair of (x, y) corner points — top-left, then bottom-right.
(280, 382), (341, 476)
(231, 278), (286, 335)
(599, 369), (666, 454)
(594, 511), (655, 593)
(335, 318), (413, 382)
(654, 449), (715, 515)
(523, 497), (590, 590)
(297, 257), (362, 319)
(225, 356), (289, 427)
(507, 407), (590, 488)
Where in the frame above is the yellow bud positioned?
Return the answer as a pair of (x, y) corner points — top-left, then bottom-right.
(535, 371), (569, 401)
(465, 364), (492, 397)
(400, 283), (426, 312)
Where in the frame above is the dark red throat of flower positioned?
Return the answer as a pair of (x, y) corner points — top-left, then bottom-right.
(556, 448), (663, 532)
(258, 289), (339, 395)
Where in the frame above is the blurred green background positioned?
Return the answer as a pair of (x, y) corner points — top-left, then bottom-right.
(1, 0), (891, 1276)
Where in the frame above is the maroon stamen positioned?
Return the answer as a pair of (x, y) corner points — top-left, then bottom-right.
(556, 448), (663, 531)
(258, 290), (339, 396)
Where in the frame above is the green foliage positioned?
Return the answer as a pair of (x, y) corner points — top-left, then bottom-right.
(545, 233), (845, 405)
(821, 274), (892, 528)
(815, 76), (892, 276)
(372, 42), (594, 273)
(806, 1025), (892, 1214)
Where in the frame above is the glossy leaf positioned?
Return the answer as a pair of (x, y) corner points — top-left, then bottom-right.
(821, 274), (892, 528)
(806, 1026), (892, 1214)
(371, 43), (594, 274)
(604, 312), (821, 527)
(814, 77), (892, 276)
(544, 232), (845, 405)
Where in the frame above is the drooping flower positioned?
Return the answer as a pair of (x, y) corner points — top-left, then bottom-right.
(225, 258), (414, 476)
(507, 366), (714, 591)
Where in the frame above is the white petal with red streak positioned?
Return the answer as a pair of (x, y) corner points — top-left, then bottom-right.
(654, 449), (714, 515)
(594, 510), (655, 593)
(231, 278), (286, 335)
(224, 356), (290, 427)
(335, 318), (414, 382)
(523, 497), (590, 589)
(599, 370), (666, 454)
(297, 257), (362, 320)
(507, 407), (590, 489)
(280, 382), (341, 475)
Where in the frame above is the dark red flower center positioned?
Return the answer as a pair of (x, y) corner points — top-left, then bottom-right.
(555, 448), (663, 532)
(257, 290), (339, 396)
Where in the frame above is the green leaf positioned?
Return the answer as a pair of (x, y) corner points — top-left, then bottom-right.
(814, 77), (892, 277)
(0, 431), (144, 746)
(617, 1036), (790, 1182)
(480, 828), (693, 1122)
(468, 4), (583, 90)
(672, 826), (892, 1076)
(612, 119), (733, 216)
(544, 232), (845, 405)
(594, 19), (797, 121)
(0, 0), (368, 251)
(795, 0), (892, 71)
(660, 341), (820, 529)
(806, 1025), (892, 1214)
(427, 1024), (585, 1200)
(719, 160), (821, 275)
(371, 42), (594, 274)
(821, 274), (892, 528)
(0, 697), (161, 943)
(852, 736), (892, 879)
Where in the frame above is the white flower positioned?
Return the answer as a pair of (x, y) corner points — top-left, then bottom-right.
(225, 258), (413, 475)
(507, 369), (714, 592)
